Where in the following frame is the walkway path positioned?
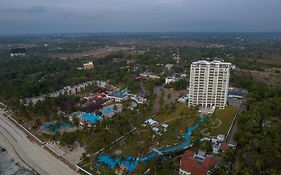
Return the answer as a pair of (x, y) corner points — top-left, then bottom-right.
(157, 115), (191, 126)
(200, 118), (222, 136)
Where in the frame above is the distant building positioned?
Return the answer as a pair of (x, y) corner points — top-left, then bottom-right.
(83, 62), (94, 70)
(165, 64), (174, 70)
(188, 60), (231, 109)
(179, 150), (219, 175)
(173, 54), (181, 64)
(127, 60), (136, 65)
(165, 73), (187, 84)
(139, 72), (160, 79)
(10, 48), (26, 57)
(165, 76), (179, 84)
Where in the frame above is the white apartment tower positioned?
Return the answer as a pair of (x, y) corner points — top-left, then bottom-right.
(188, 60), (231, 109)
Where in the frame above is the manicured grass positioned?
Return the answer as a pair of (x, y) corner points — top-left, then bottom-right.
(154, 103), (196, 123)
(109, 103), (199, 157)
(211, 105), (237, 135)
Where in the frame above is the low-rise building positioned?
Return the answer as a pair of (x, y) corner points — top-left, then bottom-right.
(83, 62), (94, 70)
(228, 88), (246, 99)
(165, 73), (187, 85)
(165, 76), (179, 84)
(107, 88), (129, 102)
(144, 119), (159, 126)
(165, 64), (174, 70)
(179, 150), (219, 175)
(178, 95), (189, 103)
(129, 94), (147, 104)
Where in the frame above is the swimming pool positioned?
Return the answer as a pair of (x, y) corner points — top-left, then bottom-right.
(110, 87), (129, 98)
(42, 122), (70, 134)
(102, 107), (114, 114)
(81, 113), (101, 124)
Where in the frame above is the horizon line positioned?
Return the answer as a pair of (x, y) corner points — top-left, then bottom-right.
(1, 31), (281, 37)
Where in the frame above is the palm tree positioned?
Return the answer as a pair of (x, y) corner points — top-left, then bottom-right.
(113, 105), (117, 112)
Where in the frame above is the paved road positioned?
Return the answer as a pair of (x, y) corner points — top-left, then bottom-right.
(0, 109), (78, 175)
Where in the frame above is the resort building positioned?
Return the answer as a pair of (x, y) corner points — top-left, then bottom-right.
(188, 60), (231, 109)
(107, 88), (129, 102)
(83, 62), (94, 70)
(129, 94), (147, 104)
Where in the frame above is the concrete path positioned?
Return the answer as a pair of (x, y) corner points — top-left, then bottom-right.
(0, 109), (78, 175)
(200, 118), (222, 136)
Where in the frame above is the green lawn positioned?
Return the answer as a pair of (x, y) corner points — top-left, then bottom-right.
(211, 106), (237, 135)
(154, 103), (197, 123)
(109, 103), (199, 157)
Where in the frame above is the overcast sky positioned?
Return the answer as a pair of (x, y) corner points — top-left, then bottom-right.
(1, 0), (281, 34)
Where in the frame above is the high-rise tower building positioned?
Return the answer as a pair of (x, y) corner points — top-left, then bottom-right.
(188, 60), (231, 109)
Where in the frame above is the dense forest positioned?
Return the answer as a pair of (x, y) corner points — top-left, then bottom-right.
(231, 73), (281, 174)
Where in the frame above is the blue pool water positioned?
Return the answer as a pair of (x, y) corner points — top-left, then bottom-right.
(43, 122), (70, 133)
(110, 87), (129, 98)
(98, 155), (121, 168)
(96, 117), (203, 173)
(102, 107), (114, 114)
(81, 113), (101, 124)
(199, 116), (206, 123)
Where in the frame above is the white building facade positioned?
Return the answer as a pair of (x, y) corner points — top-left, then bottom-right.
(188, 60), (231, 109)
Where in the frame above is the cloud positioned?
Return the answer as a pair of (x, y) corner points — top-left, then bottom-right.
(0, 0), (281, 34)
(0, 6), (46, 14)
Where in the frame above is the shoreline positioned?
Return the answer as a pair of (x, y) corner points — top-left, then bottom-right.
(0, 145), (36, 175)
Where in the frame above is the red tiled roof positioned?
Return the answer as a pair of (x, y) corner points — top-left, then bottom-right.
(180, 151), (218, 175)
(220, 142), (229, 151)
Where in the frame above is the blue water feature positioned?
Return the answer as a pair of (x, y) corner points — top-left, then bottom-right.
(199, 116), (206, 123)
(121, 156), (138, 172)
(98, 155), (121, 168)
(110, 87), (129, 98)
(96, 120), (202, 173)
(43, 122), (70, 133)
(81, 113), (101, 124)
(102, 107), (114, 114)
